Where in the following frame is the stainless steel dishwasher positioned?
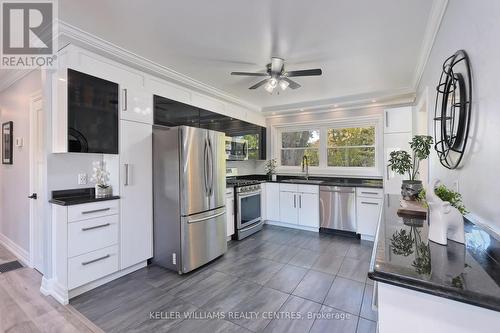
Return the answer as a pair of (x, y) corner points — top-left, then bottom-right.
(319, 186), (356, 232)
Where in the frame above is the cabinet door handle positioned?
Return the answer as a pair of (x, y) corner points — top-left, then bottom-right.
(385, 111), (389, 128)
(82, 223), (111, 231)
(122, 88), (128, 111)
(299, 195), (302, 209)
(293, 194), (296, 208)
(124, 163), (129, 186)
(361, 191), (379, 195)
(361, 201), (379, 206)
(82, 208), (110, 215)
(386, 165), (390, 181)
(82, 254), (110, 266)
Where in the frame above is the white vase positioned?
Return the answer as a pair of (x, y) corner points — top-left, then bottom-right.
(426, 179), (465, 245)
(95, 184), (112, 198)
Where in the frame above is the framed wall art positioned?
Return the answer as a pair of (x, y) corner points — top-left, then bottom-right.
(2, 121), (13, 164)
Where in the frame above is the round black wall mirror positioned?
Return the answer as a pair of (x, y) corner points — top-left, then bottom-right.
(434, 50), (472, 169)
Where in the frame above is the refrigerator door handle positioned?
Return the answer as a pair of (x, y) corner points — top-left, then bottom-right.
(203, 138), (209, 196)
(208, 137), (214, 196)
(188, 210), (226, 223)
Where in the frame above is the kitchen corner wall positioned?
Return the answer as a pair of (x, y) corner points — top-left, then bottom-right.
(0, 70), (41, 253)
(417, 0), (500, 232)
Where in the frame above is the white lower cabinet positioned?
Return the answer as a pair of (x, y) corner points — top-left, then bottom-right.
(120, 120), (153, 269)
(279, 191), (299, 224)
(276, 184), (319, 230)
(226, 188), (235, 238)
(68, 245), (119, 289)
(356, 194), (382, 239)
(265, 183), (280, 221)
(298, 193), (319, 228)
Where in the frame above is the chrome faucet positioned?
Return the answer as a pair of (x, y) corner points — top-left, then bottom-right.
(302, 155), (309, 180)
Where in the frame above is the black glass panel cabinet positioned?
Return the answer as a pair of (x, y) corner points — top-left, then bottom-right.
(67, 69), (119, 154)
(154, 95), (266, 160)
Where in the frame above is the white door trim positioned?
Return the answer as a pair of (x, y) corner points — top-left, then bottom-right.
(29, 91), (44, 272)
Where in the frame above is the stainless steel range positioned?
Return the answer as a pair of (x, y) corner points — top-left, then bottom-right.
(227, 179), (264, 240)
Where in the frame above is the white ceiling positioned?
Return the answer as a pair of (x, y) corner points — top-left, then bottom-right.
(55, 0), (437, 112)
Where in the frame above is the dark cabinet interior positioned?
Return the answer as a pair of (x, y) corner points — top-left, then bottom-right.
(67, 69), (119, 154)
(154, 95), (266, 160)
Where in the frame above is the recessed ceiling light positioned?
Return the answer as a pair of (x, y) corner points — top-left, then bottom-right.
(372, 99), (377, 103)
(334, 104), (339, 108)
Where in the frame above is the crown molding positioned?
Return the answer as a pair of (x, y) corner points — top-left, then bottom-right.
(57, 21), (261, 113)
(411, 0), (449, 90)
(262, 88), (416, 117)
(0, 69), (35, 92)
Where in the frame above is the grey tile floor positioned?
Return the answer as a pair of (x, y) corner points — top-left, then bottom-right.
(71, 225), (377, 333)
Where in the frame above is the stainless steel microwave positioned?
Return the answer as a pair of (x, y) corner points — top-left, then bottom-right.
(225, 136), (248, 161)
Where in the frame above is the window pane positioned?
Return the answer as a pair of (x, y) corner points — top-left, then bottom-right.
(281, 149), (319, 166)
(282, 130), (319, 148)
(328, 147), (375, 167)
(327, 127), (375, 147)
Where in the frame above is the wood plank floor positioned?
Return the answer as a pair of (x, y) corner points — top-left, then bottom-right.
(0, 244), (102, 333)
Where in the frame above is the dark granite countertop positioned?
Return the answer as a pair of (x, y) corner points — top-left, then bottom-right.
(49, 188), (120, 206)
(368, 195), (500, 312)
(232, 174), (383, 188)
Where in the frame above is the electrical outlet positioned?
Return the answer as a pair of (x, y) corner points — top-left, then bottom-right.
(78, 173), (88, 185)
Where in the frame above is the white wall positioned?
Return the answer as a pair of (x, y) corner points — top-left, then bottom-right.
(417, 0), (500, 232)
(0, 70), (41, 252)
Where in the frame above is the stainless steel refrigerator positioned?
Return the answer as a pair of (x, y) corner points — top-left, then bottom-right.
(153, 125), (227, 274)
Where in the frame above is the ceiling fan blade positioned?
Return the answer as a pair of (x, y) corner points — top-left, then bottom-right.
(271, 57), (284, 74)
(286, 69), (322, 77)
(231, 72), (269, 76)
(249, 79), (269, 90)
(282, 77), (301, 89)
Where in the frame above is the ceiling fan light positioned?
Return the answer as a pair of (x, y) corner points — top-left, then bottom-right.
(264, 82), (275, 93)
(279, 79), (289, 90)
(269, 77), (278, 88)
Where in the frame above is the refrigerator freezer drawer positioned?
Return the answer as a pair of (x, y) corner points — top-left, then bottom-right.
(181, 208), (227, 273)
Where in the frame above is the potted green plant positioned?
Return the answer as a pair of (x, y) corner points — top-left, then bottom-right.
(264, 159), (278, 181)
(388, 135), (433, 200)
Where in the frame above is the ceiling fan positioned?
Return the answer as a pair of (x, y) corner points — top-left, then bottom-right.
(231, 57), (322, 93)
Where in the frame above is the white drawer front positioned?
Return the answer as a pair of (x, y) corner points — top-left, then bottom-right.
(68, 245), (119, 289)
(298, 184), (319, 194)
(356, 187), (383, 199)
(68, 200), (119, 222)
(279, 183), (298, 192)
(68, 215), (119, 258)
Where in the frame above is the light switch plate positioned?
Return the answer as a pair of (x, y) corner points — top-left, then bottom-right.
(78, 173), (88, 185)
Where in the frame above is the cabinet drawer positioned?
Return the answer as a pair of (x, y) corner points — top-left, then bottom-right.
(298, 184), (319, 194)
(68, 215), (119, 258)
(68, 245), (119, 289)
(356, 187), (383, 199)
(68, 200), (119, 222)
(279, 183), (298, 192)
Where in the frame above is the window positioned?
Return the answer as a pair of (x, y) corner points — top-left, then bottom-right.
(280, 130), (319, 166)
(327, 127), (375, 167)
(275, 120), (379, 174)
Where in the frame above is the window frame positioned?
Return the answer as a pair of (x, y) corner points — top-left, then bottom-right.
(272, 116), (382, 177)
(279, 128), (321, 167)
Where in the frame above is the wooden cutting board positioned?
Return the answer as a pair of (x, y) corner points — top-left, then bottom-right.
(397, 199), (427, 218)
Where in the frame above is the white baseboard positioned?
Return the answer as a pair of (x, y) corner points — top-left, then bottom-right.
(0, 232), (31, 267)
(42, 261), (147, 305)
(265, 220), (319, 232)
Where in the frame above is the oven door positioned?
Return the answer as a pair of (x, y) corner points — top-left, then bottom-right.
(237, 191), (262, 229)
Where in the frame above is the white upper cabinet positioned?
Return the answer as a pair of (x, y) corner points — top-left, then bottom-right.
(120, 87), (153, 124)
(120, 120), (153, 269)
(384, 107), (412, 134)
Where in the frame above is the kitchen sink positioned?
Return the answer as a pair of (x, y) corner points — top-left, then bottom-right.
(281, 179), (324, 184)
